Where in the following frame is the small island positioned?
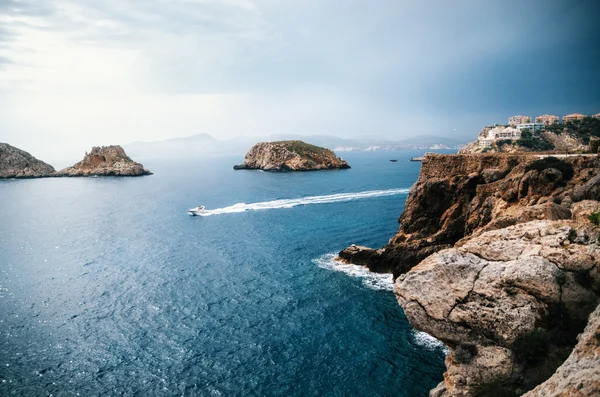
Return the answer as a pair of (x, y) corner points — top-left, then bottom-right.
(58, 145), (152, 177)
(233, 140), (350, 171)
(0, 142), (56, 178)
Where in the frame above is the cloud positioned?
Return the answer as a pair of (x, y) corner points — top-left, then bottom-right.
(0, 0), (598, 160)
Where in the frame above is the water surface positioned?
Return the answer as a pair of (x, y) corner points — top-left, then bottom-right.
(0, 151), (448, 396)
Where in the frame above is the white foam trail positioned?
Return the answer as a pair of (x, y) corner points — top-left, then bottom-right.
(412, 330), (449, 353)
(312, 253), (395, 291)
(198, 188), (409, 216)
(315, 253), (449, 352)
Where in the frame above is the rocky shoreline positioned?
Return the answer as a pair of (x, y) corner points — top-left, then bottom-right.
(0, 144), (151, 179)
(340, 153), (600, 396)
(234, 140), (350, 171)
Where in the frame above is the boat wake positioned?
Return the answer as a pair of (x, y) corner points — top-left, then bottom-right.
(198, 188), (409, 216)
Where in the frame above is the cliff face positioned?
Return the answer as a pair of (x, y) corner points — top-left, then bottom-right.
(58, 146), (152, 177)
(523, 302), (600, 397)
(233, 140), (350, 171)
(396, 217), (599, 396)
(340, 154), (600, 277)
(0, 143), (56, 178)
(339, 153), (600, 396)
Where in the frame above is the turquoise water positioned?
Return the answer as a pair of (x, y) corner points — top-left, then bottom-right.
(0, 151), (448, 396)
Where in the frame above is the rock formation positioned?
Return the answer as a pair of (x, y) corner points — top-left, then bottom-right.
(340, 153), (600, 278)
(233, 140), (350, 171)
(58, 145), (152, 177)
(339, 152), (600, 395)
(0, 143), (56, 178)
(523, 303), (600, 396)
(396, 219), (599, 396)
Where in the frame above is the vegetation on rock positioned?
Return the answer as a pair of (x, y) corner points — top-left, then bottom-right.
(234, 140), (350, 171)
(524, 157), (574, 180)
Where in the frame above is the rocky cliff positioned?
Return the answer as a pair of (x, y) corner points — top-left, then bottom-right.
(0, 143), (56, 178)
(233, 140), (350, 171)
(340, 153), (599, 277)
(58, 145), (152, 177)
(339, 153), (600, 396)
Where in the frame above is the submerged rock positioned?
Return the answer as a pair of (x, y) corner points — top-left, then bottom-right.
(58, 145), (152, 177)
(0, 143), (56, 178)
(233, 140), (350, 171)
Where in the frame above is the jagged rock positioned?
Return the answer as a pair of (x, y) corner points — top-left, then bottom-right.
(395, 220), (600, 396)
(572, 174), (600, 202)
(58, 146), (152, 177)
(0, 143), (56, 178)
(233, 141), (350, 171)
(523, 303), (600, 397)
(337, 245), (388, 272)
(340, 154), (600, 278)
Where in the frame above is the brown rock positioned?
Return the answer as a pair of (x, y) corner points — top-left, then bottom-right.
(233, 141), (350, 171)
(0, 143), (56, 178)
(58, 145), (152, 177)
(395, 220), (600, 396)
(523, 303), (600, 397)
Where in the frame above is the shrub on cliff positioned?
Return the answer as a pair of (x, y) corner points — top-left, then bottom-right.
(525, 157), (574, 180)
(564, 117), (600, 145)
(516, 134), (554, 151)
(495, 139), (513, 148)
(589, 139), (600, 154)
(589, 211), (600, 226)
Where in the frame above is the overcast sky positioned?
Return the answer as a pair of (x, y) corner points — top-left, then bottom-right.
(1, 0), (599, 160)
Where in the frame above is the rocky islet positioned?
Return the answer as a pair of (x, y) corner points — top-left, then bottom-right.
(233, 140), (350, 171)
(0, 144), (151, 179)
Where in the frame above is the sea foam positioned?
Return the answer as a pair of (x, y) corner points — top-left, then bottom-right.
(197, 188), (409, 216)
(312, 253), (394, 291)
(314, 253), (448, 352)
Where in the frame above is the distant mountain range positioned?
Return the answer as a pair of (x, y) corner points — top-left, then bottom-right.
(123, 133), (465, 159)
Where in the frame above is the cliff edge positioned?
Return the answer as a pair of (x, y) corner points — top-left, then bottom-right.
(339, 152), (600, 396)
(233, 140), (350, 171)
(340, 153), (600, 277)
(58, 145), (152, 177)
(0, 143), (56, 178)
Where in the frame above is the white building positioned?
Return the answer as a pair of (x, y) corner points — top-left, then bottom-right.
(516, 123), (545, 132)
(477, 126), (522, 148)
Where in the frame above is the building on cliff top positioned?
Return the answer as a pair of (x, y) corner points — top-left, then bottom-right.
(563, 113), (586, 123)
(516, 122), (545, 132)
(508, 115), (531, 126)
(593, 113), (600, 119)
(477, 126), (522, 148)
(535, 114), (560, 125)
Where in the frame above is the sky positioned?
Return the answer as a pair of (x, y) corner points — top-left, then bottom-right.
(0, 0), (599, 160)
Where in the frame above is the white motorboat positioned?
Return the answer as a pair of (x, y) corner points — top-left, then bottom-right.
(188, 205), (207, 216)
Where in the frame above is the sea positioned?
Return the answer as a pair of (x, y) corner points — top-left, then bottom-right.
(0, 150), (451, 396)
